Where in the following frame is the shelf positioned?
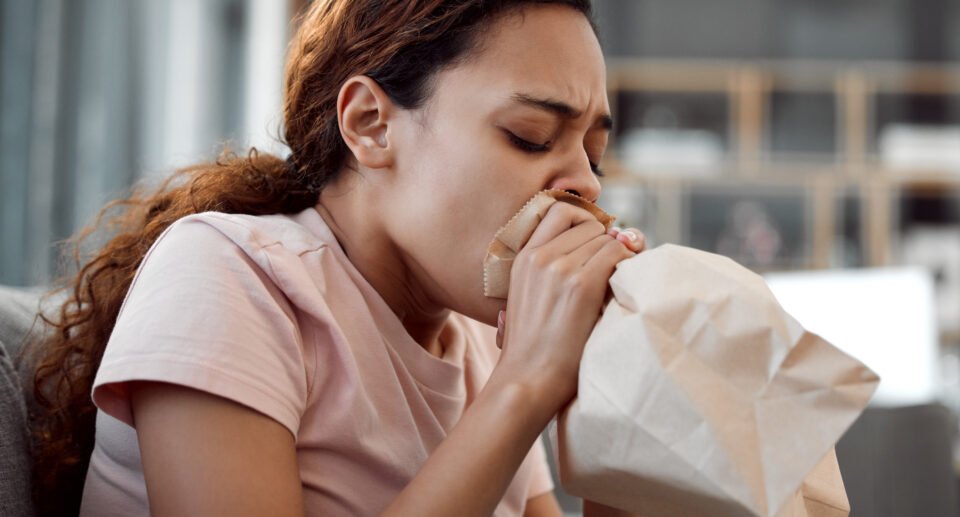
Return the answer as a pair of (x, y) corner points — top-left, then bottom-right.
(600, 155), (960, 187)
(603, 60), (960, 338)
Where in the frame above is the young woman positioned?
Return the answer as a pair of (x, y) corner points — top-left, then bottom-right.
(29, 1), (646, 515)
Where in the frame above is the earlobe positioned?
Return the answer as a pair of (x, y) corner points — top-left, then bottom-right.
(337, 76), (394, 169)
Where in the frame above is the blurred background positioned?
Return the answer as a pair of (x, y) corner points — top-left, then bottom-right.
(2, 0), (960, 515)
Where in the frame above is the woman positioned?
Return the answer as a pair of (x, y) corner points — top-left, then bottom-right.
(28, 1), (646, 515)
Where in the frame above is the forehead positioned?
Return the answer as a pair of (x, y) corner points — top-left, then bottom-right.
(434, 5), (608, 113)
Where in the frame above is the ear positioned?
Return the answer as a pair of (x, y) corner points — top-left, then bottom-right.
(337, 76), (395, 169)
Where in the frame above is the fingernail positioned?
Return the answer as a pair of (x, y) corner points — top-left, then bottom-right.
(497, 310), (505, 332)
(621, 230), (639, 243)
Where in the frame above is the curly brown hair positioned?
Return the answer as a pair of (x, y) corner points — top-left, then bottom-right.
(22, 1), (594, 515)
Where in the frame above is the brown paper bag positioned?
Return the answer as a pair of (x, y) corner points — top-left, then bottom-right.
(484, 191), (878, 517)
(777, 450), (849, 517)
(553, 246), (877, 516)
(483, 189), (615, 299)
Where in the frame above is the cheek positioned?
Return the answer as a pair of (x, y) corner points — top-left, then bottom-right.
(390, 118), (547, 312)
(415, 132), (550, 271)
(389, 134), (500, 290)
(408, 128), (513, 224)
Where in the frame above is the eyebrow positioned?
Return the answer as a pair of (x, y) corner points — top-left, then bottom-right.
(511, 93), (614, 131)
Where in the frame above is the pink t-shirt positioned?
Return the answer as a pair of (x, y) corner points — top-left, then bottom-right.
(79, 207), (554, 516)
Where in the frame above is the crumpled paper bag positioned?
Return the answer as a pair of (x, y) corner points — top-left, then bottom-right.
(780, 449), (850, 517)
(483, 191), (880, 517)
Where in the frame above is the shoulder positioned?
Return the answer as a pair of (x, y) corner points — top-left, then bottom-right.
(161, 211), (330, 261)
(142, 210), (340, 298)
(95, 212), (335, 434)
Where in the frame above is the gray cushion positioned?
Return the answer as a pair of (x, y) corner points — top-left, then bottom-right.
(0, 285), (44, 360)
(837, 404), (959, 517)
(0, 346), (32, 517)
(0, 285), (42, 517)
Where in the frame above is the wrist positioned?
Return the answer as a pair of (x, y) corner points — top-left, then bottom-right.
(583, 500), (637, 517)
(482, 369), (568, 427)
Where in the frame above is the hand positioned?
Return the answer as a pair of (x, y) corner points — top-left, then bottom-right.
(496, 225), (646, 346)
(605, 226), (647, 253)
(489, 202), (643, 414)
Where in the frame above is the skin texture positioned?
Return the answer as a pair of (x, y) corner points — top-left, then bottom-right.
(131, 5), (645, 516)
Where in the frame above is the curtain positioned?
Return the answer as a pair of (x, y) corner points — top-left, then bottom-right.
(0, 0), (290, 286)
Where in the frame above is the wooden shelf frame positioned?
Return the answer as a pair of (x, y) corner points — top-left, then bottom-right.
(606, 58), (960, 181)
(602, 58), (960, 277)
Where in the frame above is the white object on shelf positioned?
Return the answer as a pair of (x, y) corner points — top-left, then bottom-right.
(597, 184), (647, 230)
(879, 124), (960, 173)
(618, 128), (725, 176)
(764, 267), (938, 407)
(899, 227), (960, 335)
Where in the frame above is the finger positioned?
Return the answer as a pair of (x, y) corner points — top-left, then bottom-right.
(562, 233), (618, 268)
(525, 202), (603, 250)
(584, 237), (636, 277)
(496, 309), (505, 349)
(534, 219), (607, 257)
(616, 229), (646, 253)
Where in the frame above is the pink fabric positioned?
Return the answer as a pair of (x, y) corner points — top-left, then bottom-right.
(79, 208), (553, 517)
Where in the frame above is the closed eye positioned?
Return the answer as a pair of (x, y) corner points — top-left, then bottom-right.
(506, 131), (604, 177)
(506, 131), (550, 153)
(590, 161), (605, 177)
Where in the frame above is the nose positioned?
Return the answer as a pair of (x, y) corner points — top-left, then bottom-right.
(546, 152), (602, 203)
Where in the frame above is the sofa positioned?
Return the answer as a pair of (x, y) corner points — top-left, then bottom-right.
(0, 285), (43, 517)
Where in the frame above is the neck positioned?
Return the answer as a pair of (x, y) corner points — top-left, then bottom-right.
(315, 173), (450, 357)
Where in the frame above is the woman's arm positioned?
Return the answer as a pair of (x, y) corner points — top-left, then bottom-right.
(522, 492), (641, 517)
(583, 500), (641, 517)
(380, 374), (559, 516)
(130, 382), (305, 517)
(131, 376), (561, 517)
(524, 492), (564, 517)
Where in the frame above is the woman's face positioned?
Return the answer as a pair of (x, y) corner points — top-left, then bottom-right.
(382, 5), (610, 326)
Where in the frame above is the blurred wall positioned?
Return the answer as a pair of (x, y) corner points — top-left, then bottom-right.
(593, 0), (957, 61)
(0, 0), (290, 286)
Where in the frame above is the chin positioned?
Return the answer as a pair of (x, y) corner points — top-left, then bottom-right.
(456, 296), (505, 327)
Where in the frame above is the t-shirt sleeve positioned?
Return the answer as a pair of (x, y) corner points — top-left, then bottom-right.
(92, 217), (308, 439)
(526, 435), (556, 500)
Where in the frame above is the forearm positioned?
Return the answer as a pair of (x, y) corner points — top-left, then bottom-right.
(583, 500), (640, 517)
(381, 377), (556, 517)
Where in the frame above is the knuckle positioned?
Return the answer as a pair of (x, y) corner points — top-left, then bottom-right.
(590, 234), (612, 247)
(565, 273), (585, 294)
(580, 219), (606, 236)
(601, 238), (622, 252)
(520, 248), (550, 270)
(544, 201), (573, 220)
(602, 238), (633, 260)
(546, 260), (566, 276)
(531, 250), (553, 269)
(567, 270), (597, 293)
(547, 201), (588, 222)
